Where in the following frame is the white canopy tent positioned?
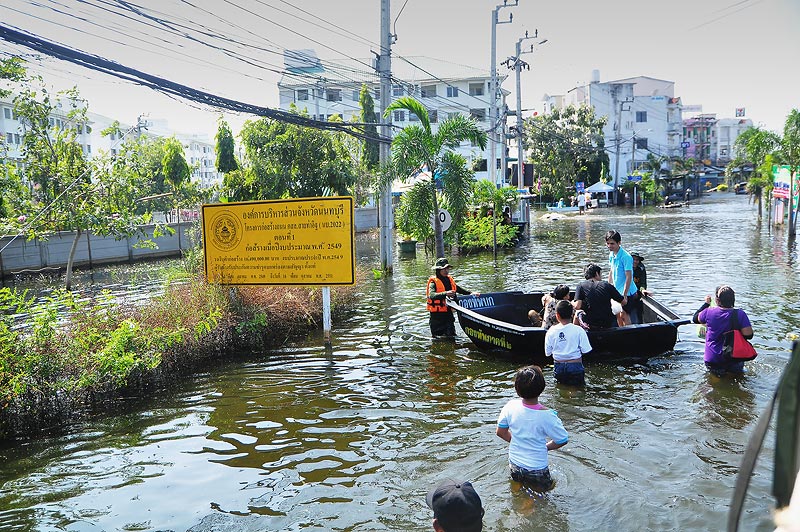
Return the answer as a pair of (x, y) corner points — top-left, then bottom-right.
(585, 181), (614, 207)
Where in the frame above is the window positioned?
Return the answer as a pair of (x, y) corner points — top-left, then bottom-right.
(409, 112), (419, 122)
(421, 85), (437, 98)
(296, 89), (309, 101)
(77, 125), (83, 134)
(326, 89), (342, 102)
(474, 159), (488, 172)
(352, 90), (360, 101)
(3, 108), (10, 119)
(5, 132), (11, 144)
(469, 108), (486, 121)
(446, 86), (459, 98)
(469, 83), (484, 96)
(86, 125), (92, 134)
(374, 88), (380, 100)
(393, 110), (405, 122)
(392, 84), (403, 96)
(86, 144), (91, 154)
(49, 117), (54, 127)
(14, 133), (21, 144)
(429, 110), (438, 123)
(635, 138), (648, 149)
(374, 112), (380, 122)
(635, 111), (647, 123)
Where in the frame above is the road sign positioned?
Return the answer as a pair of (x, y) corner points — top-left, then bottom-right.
(576, 181), (585, 193)
(429, 208), (452, 232)
(202, 197), (355, 286)
(627, 175), (642, 182)
(681, 141), (690, 148)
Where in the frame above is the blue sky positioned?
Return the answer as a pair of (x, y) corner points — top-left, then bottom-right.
(1, 0), (796, 137)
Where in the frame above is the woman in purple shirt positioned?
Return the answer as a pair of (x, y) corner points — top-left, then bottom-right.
(692, 285), (754, 376)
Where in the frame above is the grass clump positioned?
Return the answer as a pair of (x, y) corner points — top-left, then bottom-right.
(0, 272), (358, 438)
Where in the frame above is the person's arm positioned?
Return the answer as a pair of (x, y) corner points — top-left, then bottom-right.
(640, 267), (647, 290)
(455, 285), (472, 296)
(496, 426), (511, 443)
(546, 440), (567, 451)
(622, 270), (632, 297)
(692, 295), (712, 324)
(739, 309), (754, 339)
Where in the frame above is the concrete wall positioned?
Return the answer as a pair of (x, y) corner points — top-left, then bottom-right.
(1, 207), (379, 278)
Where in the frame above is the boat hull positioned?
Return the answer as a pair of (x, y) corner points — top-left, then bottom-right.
(451, 291), (688, 363)
(546, 206), (580, 213)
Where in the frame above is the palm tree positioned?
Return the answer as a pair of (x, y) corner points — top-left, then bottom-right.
(728, 127), (780, 218)
(783, 109), (800, 236)
(385, 97), (487, 258)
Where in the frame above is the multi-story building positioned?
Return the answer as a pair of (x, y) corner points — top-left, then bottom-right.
(1, 96), (94, 165)
(277, 49), (504, 181)
(711, 117), (753, 165)
(553, 72), (683, 188)
(2, 96), (220, 189)
(89, 114), (222, 189)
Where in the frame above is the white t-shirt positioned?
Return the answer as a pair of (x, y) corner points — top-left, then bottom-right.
(497, 399), (569, 469)
(544, 322), (592, 361)
(577, 194), (586, 207)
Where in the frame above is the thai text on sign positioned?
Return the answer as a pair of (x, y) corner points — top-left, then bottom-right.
(202, 197), (355, 286)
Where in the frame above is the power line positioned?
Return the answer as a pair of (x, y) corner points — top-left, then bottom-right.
(0, 24), (391, 144)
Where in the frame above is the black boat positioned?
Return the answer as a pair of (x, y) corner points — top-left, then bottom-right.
(449, 291), (689, 363)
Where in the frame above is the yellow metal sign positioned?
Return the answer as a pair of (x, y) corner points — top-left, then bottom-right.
(202, 197), (355, 285)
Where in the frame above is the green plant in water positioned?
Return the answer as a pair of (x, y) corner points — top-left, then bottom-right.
(372, 268), (383, 280)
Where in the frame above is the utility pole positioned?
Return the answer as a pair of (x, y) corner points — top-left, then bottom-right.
(612, 94), (632, 206)
(377, 0), (394, 272)
(489, 0), (516, 189)
(504, 30), (540, 189)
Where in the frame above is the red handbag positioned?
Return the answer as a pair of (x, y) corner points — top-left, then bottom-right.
(722, 310), (757, 361)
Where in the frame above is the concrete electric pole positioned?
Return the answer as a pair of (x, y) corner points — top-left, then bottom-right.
(489, 1), (516, 189)
(377, 0), (394, 272)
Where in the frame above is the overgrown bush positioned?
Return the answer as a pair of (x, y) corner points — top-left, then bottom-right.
(459, 216), (518, 252)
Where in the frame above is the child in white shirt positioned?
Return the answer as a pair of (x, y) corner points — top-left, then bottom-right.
(544, 300), (592, 386)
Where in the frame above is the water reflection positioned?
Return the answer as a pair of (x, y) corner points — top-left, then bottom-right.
(0, 195), (798, 531)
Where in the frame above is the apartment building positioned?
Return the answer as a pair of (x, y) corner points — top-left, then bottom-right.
(277, 49), (504, 181)
(682, 114), (753, 165)
(553, 72), (684, 188)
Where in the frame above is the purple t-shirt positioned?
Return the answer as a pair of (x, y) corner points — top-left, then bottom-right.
(697, 307), (752, 364)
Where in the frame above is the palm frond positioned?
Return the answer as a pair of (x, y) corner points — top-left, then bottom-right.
(434, 114), (487, 151)
(385, 97), (431, 134)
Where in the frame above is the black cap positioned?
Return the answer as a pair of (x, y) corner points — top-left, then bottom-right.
(631, 252), (644, 261)
(426, 480), (484, 532)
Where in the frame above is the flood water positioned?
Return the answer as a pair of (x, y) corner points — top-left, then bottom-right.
(1, 194), (798, 531)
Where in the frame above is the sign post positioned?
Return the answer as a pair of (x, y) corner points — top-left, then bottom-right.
(202, 196), (355, 344)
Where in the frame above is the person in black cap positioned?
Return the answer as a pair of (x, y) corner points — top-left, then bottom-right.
(426, 258), (479, 338)
(426, 479), (484, 532)
(631, 252), (650, 323)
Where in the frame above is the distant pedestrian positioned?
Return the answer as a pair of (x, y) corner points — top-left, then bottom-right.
(577, 192), (586, 214)
(496, 365), (569, 491)
(426, 479), (484, 532)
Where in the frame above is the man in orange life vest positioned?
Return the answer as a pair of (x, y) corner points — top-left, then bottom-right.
(427, 258), (479, 338)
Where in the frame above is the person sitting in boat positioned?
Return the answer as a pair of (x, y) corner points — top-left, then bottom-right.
(541, 284), (571, 330)
(573, 263), (627, 330)
(544, 300), (592, 386)
(527, 310), (543, 327)
(427, 258), (479, 339)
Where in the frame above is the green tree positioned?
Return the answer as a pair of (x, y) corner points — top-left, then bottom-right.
(727, 126), (780, 218)
(224, 105), (357, 201)
(11, 78), (157, 290)
(215, 116), (238, 173)
(359, 84), (380, 170)
(385, 97), (486, 258)
(0, 56), (25, 98)
(783, 109), (800, 236)
(523, 104), (608, 202)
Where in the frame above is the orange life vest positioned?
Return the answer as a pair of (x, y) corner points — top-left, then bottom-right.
(427, 275), (456, 312)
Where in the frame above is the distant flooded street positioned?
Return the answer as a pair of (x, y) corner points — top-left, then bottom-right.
(1, 194), (797, 531)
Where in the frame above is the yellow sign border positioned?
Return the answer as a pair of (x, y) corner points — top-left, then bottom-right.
(201, 197), (355, 286)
